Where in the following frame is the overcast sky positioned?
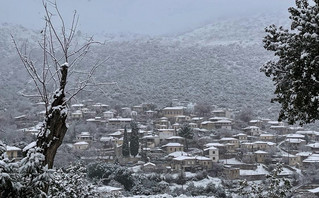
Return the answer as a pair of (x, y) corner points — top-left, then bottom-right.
(0, 0), (293, 36)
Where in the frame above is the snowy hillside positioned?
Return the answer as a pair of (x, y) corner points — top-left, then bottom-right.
(0, 13), (287, 118)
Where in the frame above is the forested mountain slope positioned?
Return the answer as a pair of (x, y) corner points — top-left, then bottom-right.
(0, 13), (289, 119)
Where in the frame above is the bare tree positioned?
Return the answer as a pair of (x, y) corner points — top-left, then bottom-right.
(12, 1), (102, 168)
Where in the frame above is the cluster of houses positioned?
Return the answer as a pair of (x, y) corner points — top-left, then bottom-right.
(7, 99), (319, 196)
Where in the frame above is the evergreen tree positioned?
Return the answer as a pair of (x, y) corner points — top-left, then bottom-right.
(238, 163), (291, 197)
(261, 0), (319, 125)
(178, 123), (193, 151)
(122, 126), (130, 157)
(130, 121), (139, 157)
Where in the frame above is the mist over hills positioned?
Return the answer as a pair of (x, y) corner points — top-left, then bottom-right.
(0, 13), (289, 119)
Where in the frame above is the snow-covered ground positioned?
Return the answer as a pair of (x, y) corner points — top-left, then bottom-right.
(126, 194), (211, 198)
(169, 176), (222, 191)
(240, 165), (269, 176)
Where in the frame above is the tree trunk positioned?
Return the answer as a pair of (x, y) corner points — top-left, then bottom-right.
(36, 64), (68, 169)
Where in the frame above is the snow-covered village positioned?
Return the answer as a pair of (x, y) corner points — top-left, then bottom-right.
(6, 99), (319, 197)
(1, 0), (319, 197)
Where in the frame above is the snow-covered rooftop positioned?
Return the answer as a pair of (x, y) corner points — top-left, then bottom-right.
(307, 142), (319, 148)
(23, 141), (36, 152)
(6, 146), (21, 151)
(254, 150), (268, 154)
(260, 134), (274, 137)
(308, 187), (319, 194)
(216, 119), (231, 123)
(195, 156), (211, 161)
(173, 156), (195, 161)
(303, 154), (319, 163)
(100, 137), (114, 142)
(204, 146), (218, 151)
(80, 132), (91, 136)
(72, 103), (84, 107)
(220, 158), (244, 165)
(74, 141), (89, 145)
(220, 137), (237, 141)
(243, 126), (259, 129)
(286, 134), (305, 139)
(205, 143), (225, 147)
(285, 138), (306, 144)
(201, 121), (213, 124)
(209, 116), (229, 120)
(95, 186), (122, 193)
(166, 136), (184, 140)
(167, 151), (188, 158)
(162, 143), (183, 147)
(108, 131), (122, 136)
(296, 130), (319, 136)
(240, 165), (269, 176)
(144, 162), (156, 167)
(296, 151), (312, 157)
(163, 106), (184, 110)
(108, 118), (132, 121)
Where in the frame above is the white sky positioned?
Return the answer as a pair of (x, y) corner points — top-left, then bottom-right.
(0, 0), (293, 36)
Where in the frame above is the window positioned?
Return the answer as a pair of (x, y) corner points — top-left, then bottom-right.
(213, 157), (215, 160)
(213, 151), (215, 154)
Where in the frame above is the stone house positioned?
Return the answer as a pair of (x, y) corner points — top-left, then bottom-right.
(282, 154), (299, 166)
(254, 150), (269, 163)
(219, 137), (239, 148)
(285, 138), (306, 150)
(270, 125), (288, 135)
(103, 111), (114, 120)
(73, 141), (89, 150)
(214, 119), (232, 130)
(108, 118), (132, 128)
(171, 155), (212, 171)
(303, 154), (319, 168)
(158, 129), (175, 141)
(243, 126), (261, 136)
(154, 117), (170, 129)
(212, 109), (232, 119)
(141, 135), (160, 148)
(166, 136), (185, 144)
(92, 103), (109, 112)
(233, 133), (247, 141)
(189, 122), (198, 128)
(162, 107), (184, 118)
(6, 146), (22, 161)
(203, 146), (219, 162)
(201, 121), (215, 130)
(71, 110), (83, 119)
(306, 143), (319, 152)
(175, 115), (190, 123)
(143, 162), (157, 172)
(223, 166), (240, 179)
(248, 120), (263, 128)
(196, 156), (213, 169)
(162, 143), (184, 153)
(296, 131), (319, 142)
(132, 105), (143, 113)
(145, 110), (155, 117)
(259, 134), (275, 142)
(296, 152), (312, 166)
(254, 141), (276, 151)
(76, 132), (93, 142)
(172, 123), (180, 131)
(71, 103), (85, 110)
